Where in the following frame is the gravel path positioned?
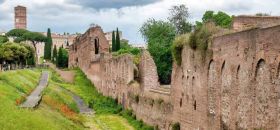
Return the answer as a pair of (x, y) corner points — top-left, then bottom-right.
(21, 71), (49, 108)
(59, 87), (94, 115)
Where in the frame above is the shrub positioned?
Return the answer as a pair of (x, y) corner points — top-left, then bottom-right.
(172, 34), (190, 65)
(172, 122), (180, 130)
(156, 98), (164, 105)
(0, 35), (8, 44)
(191, 22), (221, 51)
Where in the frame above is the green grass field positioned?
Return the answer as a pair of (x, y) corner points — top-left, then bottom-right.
(0, 69), (84, 130)
(0, 68), (137, 130)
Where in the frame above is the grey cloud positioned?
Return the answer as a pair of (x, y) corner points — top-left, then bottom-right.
(67, 0), (162, 9)
(224, 3), (251, 12)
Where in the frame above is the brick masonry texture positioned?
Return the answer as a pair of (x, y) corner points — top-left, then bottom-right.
(69, 16), (280, 130)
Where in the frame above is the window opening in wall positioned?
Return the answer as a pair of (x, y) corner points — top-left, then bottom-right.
(237, 65), (240, 80)
(180, 98), (182, 107)
(94, 38), (99, 54)
(192, 76), (195, 86)
(194, 100), (197, 110)
(277, 62), (280, 78)
(221, 61), (225, 73)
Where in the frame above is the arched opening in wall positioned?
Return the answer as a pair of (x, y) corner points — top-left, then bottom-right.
(254, 59), (275, 127)
(207, 60), (214, 76)
(255, 59), (266, 79)
(94, 38), (100, 54)
(207, 60), (216, 116)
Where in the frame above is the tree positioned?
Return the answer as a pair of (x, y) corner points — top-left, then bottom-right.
(0, 42), (33, 65)
(0, 36), (8, 44)
(202, 11), (214, 23)
(56, 47), (68, 68)
(21, 43), (35, 65)
(6, 29), (29, 38)
(200, 11), (232, 28)
(22, 32), (47, 63)
(57, 47), (63, 67)
(6, 29), (47, 64)
(120, 40), (131, 49)
(140, 19), (176, 84)
(116, 28), (121, 51)
(168, 4), (192, 35)
(112, 31), (116, 52)
(52, 45), (57, 63)
(44, 28), (52, 60)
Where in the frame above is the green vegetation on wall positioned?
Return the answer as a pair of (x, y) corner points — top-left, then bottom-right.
(171, 34), (190, 65)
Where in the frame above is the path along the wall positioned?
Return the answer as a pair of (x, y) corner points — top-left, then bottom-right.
(21, 71), (49, 108)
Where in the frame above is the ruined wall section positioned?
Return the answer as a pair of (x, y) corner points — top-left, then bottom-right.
(233, 16), (280, 30)
(170, 46), (210, 130)
(171, 25), (280, 130)
(209, 26), (280, 130)
(129, 50), (172, 129)
(139, 50), (160, 91)
(68, 26), (109, 71)
(84, 51), (173, 129)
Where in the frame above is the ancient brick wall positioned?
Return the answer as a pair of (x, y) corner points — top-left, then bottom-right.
(233, 15), (280, 30)
(69, 24), (280, 130)
(170, 25), (280, 130)
(68, 26), (109, 71)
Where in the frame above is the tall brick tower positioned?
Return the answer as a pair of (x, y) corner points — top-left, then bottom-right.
(14, 5), (27, 29)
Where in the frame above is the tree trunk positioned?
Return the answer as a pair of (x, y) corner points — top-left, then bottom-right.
(32, 41), (38, 64)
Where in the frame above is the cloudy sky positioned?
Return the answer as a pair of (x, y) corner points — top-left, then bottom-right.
(1, 0), (280, 44)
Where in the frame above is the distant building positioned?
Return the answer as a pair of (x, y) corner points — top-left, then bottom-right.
(105, 31), (123, 45)
(131, 44), (147, 49)
(41, 32), (77, 48)
(14, 5), (27, 29)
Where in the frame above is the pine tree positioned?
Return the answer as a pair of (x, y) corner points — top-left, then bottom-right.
(116, 28), (121, 51)
(52, 45), (57, 63)
(44, 28), (53, 60)
(112, 31), (116, 52)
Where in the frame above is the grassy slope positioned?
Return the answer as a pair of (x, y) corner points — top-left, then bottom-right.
(0, 69), (84, 130)
(0, 68), (144, 130)
(50, 69), (135, 130)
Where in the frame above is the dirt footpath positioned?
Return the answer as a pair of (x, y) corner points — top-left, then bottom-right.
(48, 63), (75, 83)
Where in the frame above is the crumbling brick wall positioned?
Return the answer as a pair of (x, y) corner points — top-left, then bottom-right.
(69, 23), (280, 130)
